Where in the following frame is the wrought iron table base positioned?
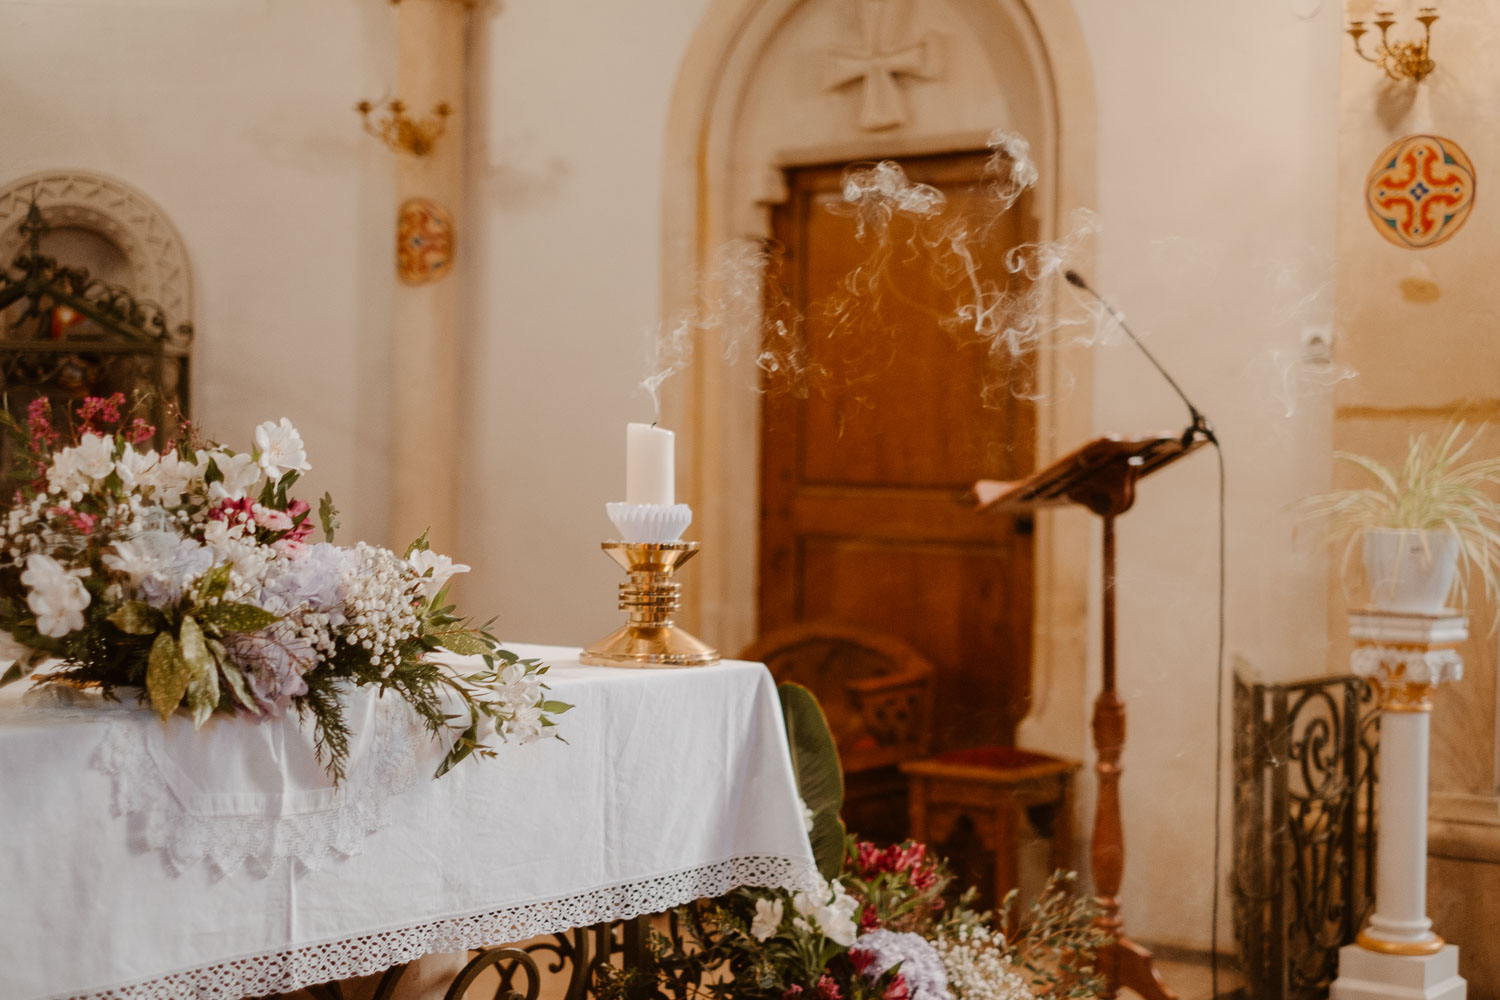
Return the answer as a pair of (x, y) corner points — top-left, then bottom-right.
(293, 918), (645, 1000)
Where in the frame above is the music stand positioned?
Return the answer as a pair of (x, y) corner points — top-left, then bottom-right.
(976, 431), (1209, 1000)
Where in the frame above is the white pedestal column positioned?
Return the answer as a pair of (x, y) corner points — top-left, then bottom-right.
(1331, 609), (1467, 1000)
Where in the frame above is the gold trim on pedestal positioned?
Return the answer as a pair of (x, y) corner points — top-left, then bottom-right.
(580, 541), (720, 669)
(1351, 635), (1463, 712)
(1356, 929), (1446, 956)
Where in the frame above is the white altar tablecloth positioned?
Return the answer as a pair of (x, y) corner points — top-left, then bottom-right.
(0, 644), (819, 1000)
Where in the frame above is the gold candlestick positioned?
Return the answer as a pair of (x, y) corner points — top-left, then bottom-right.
(580, 541), (720, 668)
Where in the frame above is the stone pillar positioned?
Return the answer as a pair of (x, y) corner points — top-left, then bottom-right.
(389, 0), (470, 554)
(1332, 609), (1467, 1000)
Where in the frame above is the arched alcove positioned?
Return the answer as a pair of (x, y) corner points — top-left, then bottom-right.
(662, 0), (1098, 757)
(0, 170), (194, 325)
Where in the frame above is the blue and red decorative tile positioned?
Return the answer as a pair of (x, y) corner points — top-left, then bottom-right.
(1366, 134), (1476, 250)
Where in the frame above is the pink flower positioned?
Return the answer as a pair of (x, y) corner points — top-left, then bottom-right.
(253, 506), (293, 531)
(285, 499), (315, 542)
(76, 392), (125, 431)
(26, 397), (58, 451)
(273, 538), (307, 558)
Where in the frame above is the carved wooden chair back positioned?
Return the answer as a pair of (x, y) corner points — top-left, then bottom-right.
(741, 622), (936, 775)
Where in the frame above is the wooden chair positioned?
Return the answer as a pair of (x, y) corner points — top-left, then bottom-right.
(742, 622), (936, 843)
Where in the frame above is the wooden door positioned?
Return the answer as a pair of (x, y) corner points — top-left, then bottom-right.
(760, 151), (1036, 752)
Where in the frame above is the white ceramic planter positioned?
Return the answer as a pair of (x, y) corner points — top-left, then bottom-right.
(1362, 529), (1460, 613)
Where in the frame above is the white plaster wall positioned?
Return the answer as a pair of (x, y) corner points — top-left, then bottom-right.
(0, 0), (396, 545)
(463, 0), (711, 645)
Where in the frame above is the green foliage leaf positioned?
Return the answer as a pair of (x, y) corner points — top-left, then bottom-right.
(179, 617), (218, 729)
(145, 631), (189, 721)
(538, 699), (573, 715)
(197, 602), (280, 634)
(432, 628), (492, 657)
(219, 657), (255, 712)
(0, 662), (22, 687)
(277, 470), (300, 506)
(203, 457), (224, 485)
(107, 602), (163, 636)
(404, 528), (431, 559)
(778, 682), (846, 879)
(195, 563), (233, 603)
(319, 491), (339, 543)
(434, 715), (480, 778)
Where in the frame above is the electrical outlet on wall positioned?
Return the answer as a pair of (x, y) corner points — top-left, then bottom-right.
(1301, 324), (1334, 364)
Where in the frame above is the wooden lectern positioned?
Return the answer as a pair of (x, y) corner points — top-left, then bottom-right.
(976, 432), (1209, 1000)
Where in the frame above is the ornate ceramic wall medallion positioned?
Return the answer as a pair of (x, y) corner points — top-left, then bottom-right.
(396, 197), (455, 285)
(1365, 134), (1476, 249)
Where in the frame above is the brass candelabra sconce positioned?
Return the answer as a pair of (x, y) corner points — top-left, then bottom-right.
(355, 98), (451, 157)
(1348, 8), (1438, 83)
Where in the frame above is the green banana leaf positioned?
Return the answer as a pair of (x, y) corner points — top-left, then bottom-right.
(778, 682), (846, 880)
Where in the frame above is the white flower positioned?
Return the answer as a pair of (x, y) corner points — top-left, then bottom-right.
(45, 447), (87, 495)
(254, 418), (312, 478)
(935, 925), (1033, 1000)
(207, 450), (262, 500)
(791, 879), (859, 948)
(408, 547), (471, 601)
(72, 433), (116, 480)
(21, 553), (91, 637)
(503, 703), (545, 744)
(0, 628), (30, 663)
(498, 659), (542, 706)
(115, 447), (159, 492)
(822, 880), (859, 947)
(150, 450), (204, 506)
(801, 798), (816, 834)
(103, 537), (158, 588)
(750, 897), (784, 941)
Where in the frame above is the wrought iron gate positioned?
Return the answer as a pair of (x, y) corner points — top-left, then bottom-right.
(1232, 671), (1379, 999)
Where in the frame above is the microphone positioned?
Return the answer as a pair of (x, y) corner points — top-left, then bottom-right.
(1064, 269), (1216, 447)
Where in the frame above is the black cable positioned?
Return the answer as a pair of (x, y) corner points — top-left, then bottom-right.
(1209, 435), (1226, 997)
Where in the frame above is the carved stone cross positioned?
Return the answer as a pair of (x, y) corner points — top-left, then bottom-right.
(823, 0), (945, 131)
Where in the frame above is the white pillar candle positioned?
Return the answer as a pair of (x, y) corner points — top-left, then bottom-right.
(626, 423), (675, 506)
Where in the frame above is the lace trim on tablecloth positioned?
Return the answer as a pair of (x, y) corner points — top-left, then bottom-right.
(50, 854), (823, 1000)
(91, 697), (425, 877)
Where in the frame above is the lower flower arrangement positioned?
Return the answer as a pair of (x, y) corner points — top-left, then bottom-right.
(594, 838), (1108, 1000)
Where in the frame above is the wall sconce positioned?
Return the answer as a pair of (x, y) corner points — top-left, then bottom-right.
(355, 98), (452, 157)
(1347, 8), (1438, 83)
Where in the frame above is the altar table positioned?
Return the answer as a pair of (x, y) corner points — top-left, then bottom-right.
(0, 645), (819, 1000)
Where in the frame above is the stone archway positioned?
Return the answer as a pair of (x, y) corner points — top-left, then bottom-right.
(660, 0), (1098, 760)
(0, 170), (193, 324)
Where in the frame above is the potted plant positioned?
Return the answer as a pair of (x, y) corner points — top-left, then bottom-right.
(1300, 424), (1500, 614)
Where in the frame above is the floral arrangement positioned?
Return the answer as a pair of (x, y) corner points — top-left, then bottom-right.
(596, 837), (1108, 1000)
(0, 394), (569, 781)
